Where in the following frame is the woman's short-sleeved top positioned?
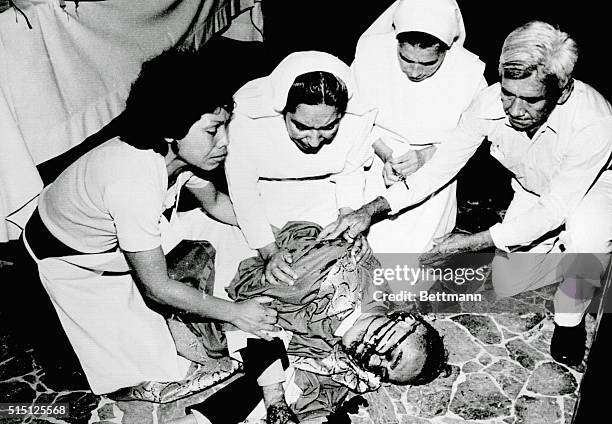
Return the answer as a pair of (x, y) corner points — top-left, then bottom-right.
(38, 138), (207, 254)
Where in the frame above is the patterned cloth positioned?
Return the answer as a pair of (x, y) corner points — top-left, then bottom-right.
(108, 357), (240, 404)
(227, 222), (384, 418)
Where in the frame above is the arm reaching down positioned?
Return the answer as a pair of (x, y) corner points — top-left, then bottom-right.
(333, 111), (377, 212)
(124, 246), (278, 340)
(188, 183), (238, 226)
(318, 196), (391, 241)
(225, 115), (277, 249)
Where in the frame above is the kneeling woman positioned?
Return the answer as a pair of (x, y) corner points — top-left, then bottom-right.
(225, 51), (377, 286)
(20, 48), (277, 395)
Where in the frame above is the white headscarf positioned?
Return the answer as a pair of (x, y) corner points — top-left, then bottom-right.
(357, 0), (466, 49)
(234, 51), (368, 119)
(351, 0), (484, 145)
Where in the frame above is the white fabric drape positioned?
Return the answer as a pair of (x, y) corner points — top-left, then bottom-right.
(0, 0), (262, 242)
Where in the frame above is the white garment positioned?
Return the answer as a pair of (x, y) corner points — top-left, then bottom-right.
(352, 29), (486, 253)
(491, 172), (612, 326)
(24, 215), (191, 396)
(226, 51), (376, 249)
(333, 309), (363, 337)
(1, 0), (260, 242)
(38, 139), (209, 252)
(384, 81), (612, 251)
(23, 141), (218, 394)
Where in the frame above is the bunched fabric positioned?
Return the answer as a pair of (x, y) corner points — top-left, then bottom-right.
(226, 221), (386, 419)
(228, 221), (378, 357)
(169, 222), (388, 419)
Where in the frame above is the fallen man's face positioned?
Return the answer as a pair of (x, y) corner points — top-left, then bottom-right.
(341, 312), (428, 384)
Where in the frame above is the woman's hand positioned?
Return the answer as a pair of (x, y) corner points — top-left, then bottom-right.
(429, 232), (471, 254)
(264, 249), (297, 286)
(389, 145), (437, 178)
(382, 161), (404, 187)
(429, 230), (493, 254)
(125, 247), (280, 338)
(230, 296), (279, 340)
(373, 138), (402, 187)
(350, 234), (372, 264)
(259, 242), (297, 286)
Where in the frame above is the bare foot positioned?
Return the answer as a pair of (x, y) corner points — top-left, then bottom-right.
(262, 382), (299, 424)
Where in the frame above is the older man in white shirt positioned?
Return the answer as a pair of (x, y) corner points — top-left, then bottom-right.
(320, 21), (612, 367)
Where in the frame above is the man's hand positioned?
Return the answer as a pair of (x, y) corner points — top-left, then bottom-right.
(419, 233), (470, 268)
(230, 296), (279, 341)
(318, 208), (373, 242)
(318, 197), (391, 241)
(264, 248), (297, 286)
(429, 232), (474, 254)
(420, 230), (494, 267)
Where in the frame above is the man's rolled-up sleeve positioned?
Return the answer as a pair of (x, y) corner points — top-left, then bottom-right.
(490, 120), (612, 251)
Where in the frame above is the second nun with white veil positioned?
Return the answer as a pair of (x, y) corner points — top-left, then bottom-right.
(225, 51), (376, 282)
(351, 0), (487, 254)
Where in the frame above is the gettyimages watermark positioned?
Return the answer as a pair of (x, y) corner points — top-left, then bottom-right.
(371, 263), (487, 302)
(361, 253), (611, 314)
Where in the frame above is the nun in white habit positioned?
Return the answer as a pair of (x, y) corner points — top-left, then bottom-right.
(351, 0), (487, 253)
(226, 51), (376, 285)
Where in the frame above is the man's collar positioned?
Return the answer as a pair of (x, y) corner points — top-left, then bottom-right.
(541, 105), (561, 134)
(539, 78), (576, 134)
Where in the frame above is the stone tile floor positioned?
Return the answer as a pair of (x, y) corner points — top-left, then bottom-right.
(0, 200), (604, 424)
(347, 285), (598, 424)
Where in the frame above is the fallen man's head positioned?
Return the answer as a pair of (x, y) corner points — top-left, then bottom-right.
(341, 311), (448, 385)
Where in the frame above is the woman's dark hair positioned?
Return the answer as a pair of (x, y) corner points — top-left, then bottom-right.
(396, 31), (449, 51)
(282, 71), (349, 115)
(121, 46), (235, 156)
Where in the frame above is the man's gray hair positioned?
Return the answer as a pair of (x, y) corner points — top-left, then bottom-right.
(499, 21), (578, 92)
